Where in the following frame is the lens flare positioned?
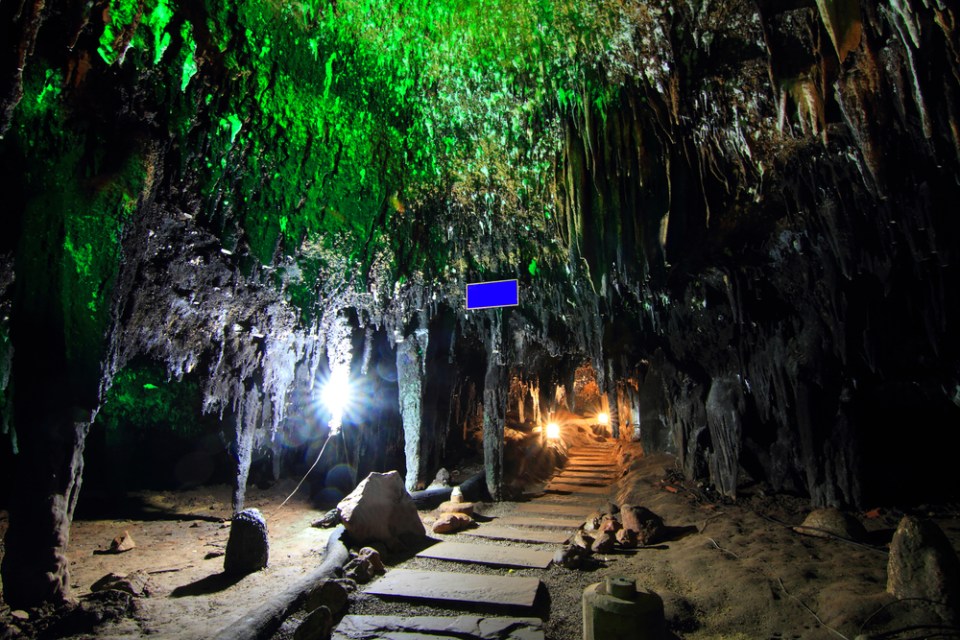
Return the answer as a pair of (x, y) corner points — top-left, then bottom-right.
(597, 412), (609, 425)
(546, 422), (561, 440)
(321, 368), (351, 434)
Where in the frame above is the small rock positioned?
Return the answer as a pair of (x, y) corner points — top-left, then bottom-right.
(601, 502), (620, 516)
(582, 511), (604, 532)
(110, 531), (136, 553)
(90, 570), (151, 597)
(437, 501), (475, 517)
(591, 532), (615, 554)
(312, 509), (340, 528)
(553, 545), (589, 569)
(294, 604), (332, 640)
(432, 512), (474, 534)
(429, 468), (451, 488)
(620, 505), (665, 546)
(616, 528), (639, 549)
(571, 529), (594, 550)
(10, 611), (28, 621)
(343, 556), (373, 584)
(305, 580), (349, 615)
(450, 486), (464, 503)
(599, 515), (622, 534)
(793, 508), (868, 541)
(343, 549), (385, 584)
(887, 515), (960, 621)
(358, 547), (385, 575)
(224, 508), (269, 576)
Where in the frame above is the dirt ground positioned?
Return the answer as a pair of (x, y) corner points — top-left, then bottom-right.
(1, 483), (335, 639)
(2, 436), (960, 639)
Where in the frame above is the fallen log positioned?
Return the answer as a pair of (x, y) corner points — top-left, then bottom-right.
(408, 471), (490, 509)
(211, 525), (350, 640)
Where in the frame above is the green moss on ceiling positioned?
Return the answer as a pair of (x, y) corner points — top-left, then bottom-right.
(11, 0), (638, 322)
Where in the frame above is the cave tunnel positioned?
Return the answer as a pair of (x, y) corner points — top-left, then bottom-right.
(2, 1), (960, 638)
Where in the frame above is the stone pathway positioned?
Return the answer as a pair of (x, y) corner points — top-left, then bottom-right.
(334, 442), (619, 640)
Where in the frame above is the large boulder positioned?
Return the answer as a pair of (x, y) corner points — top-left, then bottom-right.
(337, 471), (426, 551)
(620, 505), (665, 546)
(887, 516), (960, 621)
(224, 508), (269, 576)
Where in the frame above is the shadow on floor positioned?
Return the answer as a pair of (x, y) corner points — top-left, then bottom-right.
(75, 491), (225, 523)
(660, 524), (698, 543)
(170, 571), (245, 597)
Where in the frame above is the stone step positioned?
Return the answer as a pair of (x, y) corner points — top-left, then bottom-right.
(333, 615), (545, 640)
(521, 493), (604, 506)
(514, 502), (595, 517)
(496, 515), (584, 529)
(416, 541), (554, 569)
(545, 483), (611, 495)
(556, 468), (615, 475)
(463, 525), (571, 544)
(553, 475), (610, 486)
(565, 464), (617, 472)
(365, 569), (541, 608)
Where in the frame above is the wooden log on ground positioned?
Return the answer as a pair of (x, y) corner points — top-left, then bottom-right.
(408, 471), (490, 509)
(211, 525), (350, 640)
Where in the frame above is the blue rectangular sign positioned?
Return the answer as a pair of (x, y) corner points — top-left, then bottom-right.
(466, 279), (519, 310)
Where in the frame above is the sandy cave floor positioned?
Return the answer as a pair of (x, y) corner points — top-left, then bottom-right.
(2, 449), (959, 640)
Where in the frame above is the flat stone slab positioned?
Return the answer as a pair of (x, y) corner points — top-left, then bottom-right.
(463, 525), (571, 544)
(522, 493), (603, 506)
(565, 464), (617, 472)
(515, 502), (595, 517)
(416, 541), (553, 569)
(333, 615), (544, 640)
(557, 468), (616, 476)
(366, 569), (541, 608)
(497, 515), (584, 529)
(545, 483), (610, 495)
(553, 475), (610, 486)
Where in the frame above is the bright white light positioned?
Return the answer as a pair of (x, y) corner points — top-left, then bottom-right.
(321, 368), (351, 434)
(597, 412), (609, 426)
(546, 422), (561, 440)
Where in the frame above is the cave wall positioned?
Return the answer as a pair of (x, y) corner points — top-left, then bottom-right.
(2, 0), (960, 607)
(551, 0), (960, 506)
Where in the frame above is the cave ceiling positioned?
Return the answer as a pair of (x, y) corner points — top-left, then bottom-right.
(1, 0), (959, 508)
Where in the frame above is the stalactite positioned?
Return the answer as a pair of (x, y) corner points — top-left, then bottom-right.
(396, 329), (428, 492)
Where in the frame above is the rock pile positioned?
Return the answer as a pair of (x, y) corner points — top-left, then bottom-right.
(554, 503), (666, 569)
(431, 489), (477, 534)
(343, 547), (386, 584)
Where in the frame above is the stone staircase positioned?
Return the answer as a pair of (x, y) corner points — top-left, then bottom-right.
(333, 442), (621, 639)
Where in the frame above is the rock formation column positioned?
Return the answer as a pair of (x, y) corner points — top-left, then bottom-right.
(482, 358), (508, 501)
(482, 316), (508, 500)
(396, 330), (428, 491)
(230, 385), (265, 513)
